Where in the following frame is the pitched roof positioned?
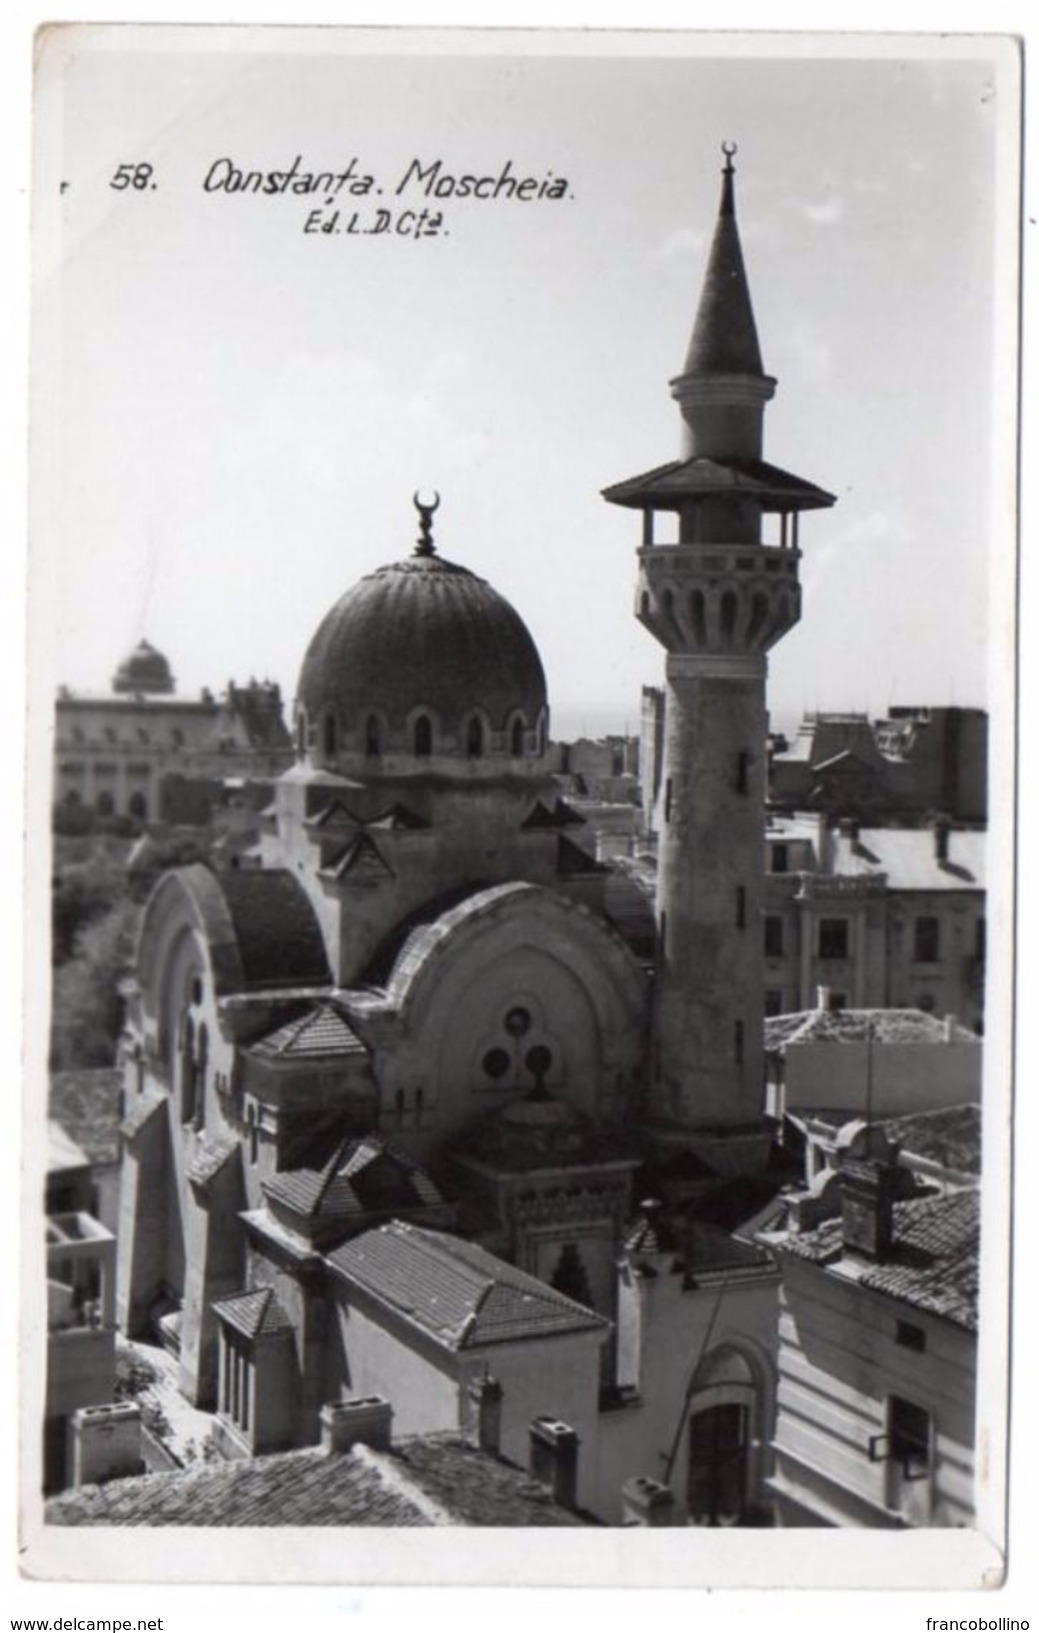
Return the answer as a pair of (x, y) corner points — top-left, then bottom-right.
(44, 1434), (590, 1528)
(883, 1104), (981, 1175)
(764, 1007), (979, 1052)
(45, 1445), (431, 1527)
(329, 1222), (607, 1349)
(186, 1138), (238, 1193)
(250, 1003), (368, 1061)
(212, 1286), (295, 1340)
(263, 1136), (445, 1230)
(49, 1069), (123, 1167)
(774, 1189), (979, 1331)
(602, 455), (835, 514)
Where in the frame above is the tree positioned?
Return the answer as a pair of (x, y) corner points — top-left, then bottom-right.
(50, 898), (140, 1070)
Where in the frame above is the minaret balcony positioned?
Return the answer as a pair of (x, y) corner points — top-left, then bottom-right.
(636, 542), (802, 655)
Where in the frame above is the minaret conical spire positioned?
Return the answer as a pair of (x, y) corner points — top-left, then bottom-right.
(683, 143), (764, 379)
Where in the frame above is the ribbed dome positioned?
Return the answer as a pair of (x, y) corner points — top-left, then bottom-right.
(297, 554), (547, 755)
(112, 639), (175, 695)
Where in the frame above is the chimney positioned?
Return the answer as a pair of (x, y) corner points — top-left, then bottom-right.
(839, 1156), (899, 1262)
(528, 1416), (579, 1511)
(321, 1396), (393, 1454)
(621, 1475), (683, 1527)
(71, 1402), (143, 1487)
(944, 1013), (958, 1043)
(933, 816), (951, 863)
(465, 1374), (503, 1456)
(838, 815), (860, 843)
(816, 985), (831, 1013)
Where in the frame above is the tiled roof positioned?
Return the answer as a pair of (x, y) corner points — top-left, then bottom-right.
(219, 869), (332, 990)
(329, 1222), (607, 1349)
(49, 1069), (123, 1167)
(264, 1136), (445, 1229)
(765, 1007), (979, 1052)
(45, 1445), (431, 1527)
(45, 1434), (591, 1528)
(119, 1087), (166, 1141)
(884, 1104), (981, 1175)
(389, 1434), (587, 1526)
(212, 1286), (295, 1340)
(775, 1189), (979, 1330)
(251, 1003), (368, 1060)
(186, 1139), (238, 1192)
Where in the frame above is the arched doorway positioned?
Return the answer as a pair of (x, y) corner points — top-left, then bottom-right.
(687, 1402), (750, 1526)
(683, 1343), (770, 1527)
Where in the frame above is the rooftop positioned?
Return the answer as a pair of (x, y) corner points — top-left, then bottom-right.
(250, 1002), (368, 1061)
(764, 1007), (980, 1052)
(770, 1188), (979, 1331)
(49, 1069), (123, 1169)
(829, 826), (985, 891)
(45, 1433), (588, 1528)
(329, 1222), (607, 1349)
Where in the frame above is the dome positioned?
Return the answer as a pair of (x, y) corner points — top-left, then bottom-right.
(112, 639), (175, 696)
(296, 542), (548, 767)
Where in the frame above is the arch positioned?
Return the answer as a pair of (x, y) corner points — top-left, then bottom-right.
(720, 590), (739, 645)
(535, 709), (548, 757)
(364, 713), (383, 758)
(128, 790), (148, 821)
(180, 1012), (197, 1126)
(322, 712), (337, 759)
(296, 710), (307, 759)
(745, 591), (769, 647)
(95, 790), (115, 817)
(466, 715), (485, 759)
(685, 1339), (776, 1526)
(413, 713), (433, 758)
(510, 715), (526, 758)
(689, 589), (708, 646)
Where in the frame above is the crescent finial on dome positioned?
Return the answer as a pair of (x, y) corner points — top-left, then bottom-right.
(413, 489), (441, 557)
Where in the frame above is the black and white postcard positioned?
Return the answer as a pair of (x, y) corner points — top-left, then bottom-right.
(20, 24), (1023, 1598)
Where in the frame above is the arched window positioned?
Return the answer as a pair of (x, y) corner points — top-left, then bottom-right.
(247, 1105), (258, 1166)
(413, 715), (432, 757)
(95, 790), (114, 817)
(690, 590), (708, 646)
(296, 711), (307, 758)
(720, 590), (739, 644)
(180, 1014), (196, 1126)
(128, 790), (148, 821)
(536, 713), (547, 757)
(195, 1024), (209, 1131)
(365, 715), (382, 758)
(322, 713), (337, 758)
(746, 591), (769, 647)
(510, 718), (525, 757)
(467, 716), (484, 758)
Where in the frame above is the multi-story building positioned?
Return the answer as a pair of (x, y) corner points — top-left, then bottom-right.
(54, 640), (293, 824)
(762, 813), (985, 1030)
(756, 1118), (978, 1528)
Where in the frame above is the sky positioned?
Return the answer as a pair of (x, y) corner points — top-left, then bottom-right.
(33, 33), (1013, 742)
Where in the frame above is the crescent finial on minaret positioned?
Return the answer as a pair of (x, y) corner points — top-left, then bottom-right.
(413, 489), (441, 557)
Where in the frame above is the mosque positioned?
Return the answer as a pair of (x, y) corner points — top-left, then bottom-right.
(112, 150), (835, 1522)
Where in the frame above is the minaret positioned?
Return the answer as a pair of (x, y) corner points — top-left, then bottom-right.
(604, 147), (835, 1173)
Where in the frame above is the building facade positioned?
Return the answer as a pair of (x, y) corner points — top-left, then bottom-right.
(55, 641), (293, 824)
(763, 814), (985, 1030)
